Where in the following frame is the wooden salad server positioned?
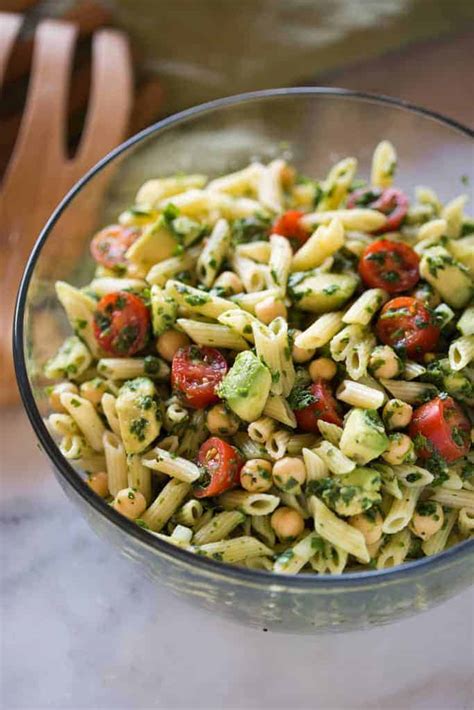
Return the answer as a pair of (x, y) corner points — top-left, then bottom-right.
(0, 13), (133, 406)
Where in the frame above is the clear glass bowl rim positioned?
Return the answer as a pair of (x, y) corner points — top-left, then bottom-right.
(14, 87), (474, 590)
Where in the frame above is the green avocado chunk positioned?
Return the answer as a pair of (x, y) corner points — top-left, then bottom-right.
(289, 273), (358, 313)
(217, 351), (271, 422)
(340, 408), (388, 465)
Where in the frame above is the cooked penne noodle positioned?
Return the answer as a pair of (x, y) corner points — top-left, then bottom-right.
(192, 511), (245, 545)
(302, 448), (329, 481)
(101, 393), (121, 436)
(177, 318), (249, 351)
(60, 392), (106, 452)
(127, 453), (152, 504)
(103, 431), (128, 496)
(98, 357), (169, 381)
(371, 140), (397, 188)
(141, 447), (200, 483)
(142, 479), (191, 531)
(342, 288), (388, 325)
(263, 395), (297, 428)
(427, 488), (474, 512)
(166, 280), (238, 318)
(291, 218), (344, 272)
(336, 380), (385, 409)
(248, 416), (276, 444)
(449, 335), (474, 371)
(196, 218), (231, 287)
(422, 509), (458, 556)
(269, 234), (293, 293)
(309, 496), (370, 563)
(236, 241), (271, 263)
(382, 486), (420, 534)
(273, 532), (321, 574)
(301, 208), (386, 232)
(194, 537), (273, 563)
(174, 499), (204, 527)
(218, 490), (280, 516)
(458, 508), (474, 537)
(376, 529), (411, 569)
(295, 312), (344, 350)
(313, 441), (355, 475)
(379, 379), (437, 404)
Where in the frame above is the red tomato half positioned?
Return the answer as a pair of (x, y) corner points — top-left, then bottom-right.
(376, 297), (440, 359)
(410, 396), (470, 463)
(93, 291), (150, 356)
(272, 210), (310, 245)
(347, 187), (409, 233)
(293, 380), (343, 432)
(359, 239), (420, 293)
(90, 225), (139, 270)
(171, 346), (228, 409)
(194, 437), (244, 498)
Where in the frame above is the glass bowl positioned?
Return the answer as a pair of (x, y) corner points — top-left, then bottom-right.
(14, 88), (474, 633)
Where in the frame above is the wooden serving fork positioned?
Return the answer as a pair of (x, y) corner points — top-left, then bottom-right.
(0, 13), (132, 406)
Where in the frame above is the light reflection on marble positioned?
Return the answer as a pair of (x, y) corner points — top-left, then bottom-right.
(1, 406), (473, 710)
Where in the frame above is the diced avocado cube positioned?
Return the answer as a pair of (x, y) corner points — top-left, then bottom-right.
(44, 336), (92, 380)
(116, 377), (161, 454)
(318, 467), (382, 517)
(217, 351), (271, 422)
(340, 408), (388, 465)
(290, 273), (358, 313)
(420, 246), (473, 308)
(126, 217), (177, 269)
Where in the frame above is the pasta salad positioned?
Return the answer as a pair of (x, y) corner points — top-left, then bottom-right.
(45, 141), (474, 575)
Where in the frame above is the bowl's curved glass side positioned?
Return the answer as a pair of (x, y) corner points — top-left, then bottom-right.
(20, 90), (474, 634)
(56, 464), (473, 633)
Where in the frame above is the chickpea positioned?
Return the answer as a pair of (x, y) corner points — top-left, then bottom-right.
(411, 282), (441, 309)
(48, 382), (79, 412)
(156, 329), (190, 361)
(206, 403), (240, 436)
(112, 488), (147, 520)
(382, 433), (416, 465)
(423, 353), (437, 364)
(214, 271), (244, 295)
(271, 506), (305, 541)
(240, 459), (273, 492)
(255, 296), (287, 324)
(80, 378), (108, 406)
(291, 329), (316, 364)
(309, 357), (337, 381)
(410, 501), (444, 540)
(383, 399), (413, 430)
(369, 345), (402, 380)
(349, 510), (384, 546)
(86, 471), (109, 498)
(272, 456), (306, 493)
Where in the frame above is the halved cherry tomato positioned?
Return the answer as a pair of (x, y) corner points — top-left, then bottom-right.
(90, 225), (139, 270)
(410, 395), (470, 463)
(293, 380), (343, 432)
(359, 239), (420, 293)
(171, 346), (228, 409)
(272, 210), (310, 245)
(93, 291), (150, 356)
(376, 296), (440, 359)
(347, 187), (409, 233)
(194, 436), (244, 497)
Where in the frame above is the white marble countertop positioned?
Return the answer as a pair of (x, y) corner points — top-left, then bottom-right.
(1, 405), (473, 710)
